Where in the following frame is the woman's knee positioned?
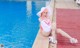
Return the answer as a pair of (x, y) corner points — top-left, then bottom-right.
(56, 28), (62, 33)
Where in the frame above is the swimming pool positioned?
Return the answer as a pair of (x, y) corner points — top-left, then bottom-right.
(0, 1), (47, 48)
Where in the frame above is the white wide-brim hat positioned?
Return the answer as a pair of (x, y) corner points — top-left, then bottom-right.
(37, 7), (47, 17)
(37, 6), (53, 17)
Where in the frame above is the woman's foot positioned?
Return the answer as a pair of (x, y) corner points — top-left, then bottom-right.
(49, 36), (57, 44)
(70, 38), (78, 43)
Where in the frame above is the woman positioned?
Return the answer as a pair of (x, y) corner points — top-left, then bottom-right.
(37, 7), (78, 44)
(37, 7), (52, 37)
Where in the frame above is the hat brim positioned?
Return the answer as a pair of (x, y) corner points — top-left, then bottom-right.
(37, 10), (44, 17)
(37, 6), (53, 17)
(37, 7), (46, 17)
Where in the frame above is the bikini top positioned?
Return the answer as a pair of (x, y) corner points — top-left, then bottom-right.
(42, 19), (51, 26)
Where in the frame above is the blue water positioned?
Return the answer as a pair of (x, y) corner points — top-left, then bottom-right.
(0, 1), (46, 48)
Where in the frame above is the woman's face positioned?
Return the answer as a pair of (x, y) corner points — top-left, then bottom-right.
(41, 9), (48, 17)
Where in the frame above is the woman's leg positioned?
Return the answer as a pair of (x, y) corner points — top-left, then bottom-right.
(56, 28), (78, 43)
(56, 28), (72, 39)
(48, 29), (57, 48)
(49, 22), (57, 44)
(51, 29), (56, 39)
(51, 22), (57, 39)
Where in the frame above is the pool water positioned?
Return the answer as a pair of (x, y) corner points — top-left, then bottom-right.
(0, 1), (47, 48)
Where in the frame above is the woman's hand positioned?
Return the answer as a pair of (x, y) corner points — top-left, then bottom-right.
(39, 18), (42, 22)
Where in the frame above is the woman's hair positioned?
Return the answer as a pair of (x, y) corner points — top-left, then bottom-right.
(40, 12), (43, 17)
